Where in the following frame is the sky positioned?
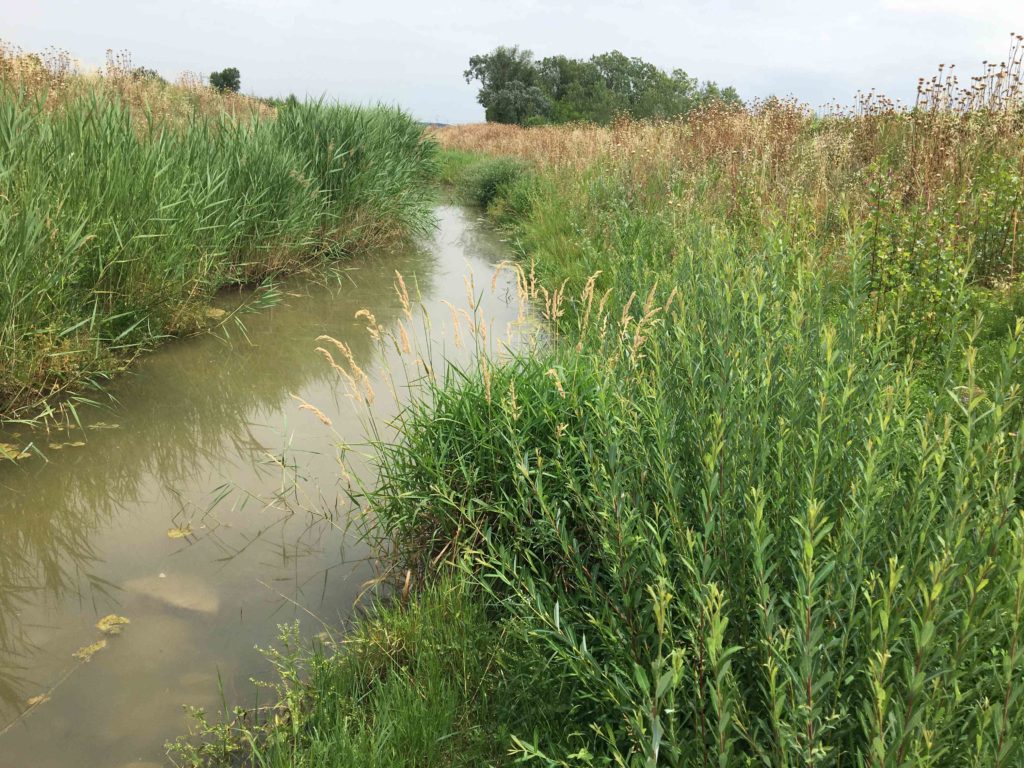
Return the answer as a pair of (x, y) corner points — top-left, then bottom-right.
(5, 1), (1022, 123)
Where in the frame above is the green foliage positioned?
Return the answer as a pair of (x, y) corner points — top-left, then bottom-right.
(171, 580), (531, 767)
(866, 144), (1024, 347)
(0, 91), (437, 420)
(436, 148), (480, 187)
(457, 155), (531, 210)
(363, 167), (1024, 764)
(465, 46), (740, 125)
(185, 108), (1024, 768)
(464, 46), (550, 125)
(209, 66), (241, 93)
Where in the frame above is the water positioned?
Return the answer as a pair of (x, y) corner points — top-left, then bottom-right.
(0, 206), (521, 767)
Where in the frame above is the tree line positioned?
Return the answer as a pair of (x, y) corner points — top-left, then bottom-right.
(464, 45), (741, 125)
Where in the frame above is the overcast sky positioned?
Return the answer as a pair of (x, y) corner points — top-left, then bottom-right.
(5, 1), (1022, 122)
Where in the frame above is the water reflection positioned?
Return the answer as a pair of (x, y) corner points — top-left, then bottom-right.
(0, 206), (520, 766)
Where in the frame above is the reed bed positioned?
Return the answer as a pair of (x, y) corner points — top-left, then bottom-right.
(0, 44), (437, 423)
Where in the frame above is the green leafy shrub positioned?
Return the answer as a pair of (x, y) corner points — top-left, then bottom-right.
(458, 156), (531, 210)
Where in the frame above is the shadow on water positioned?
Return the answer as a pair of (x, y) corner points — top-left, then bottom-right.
(0, 206), (519, 767)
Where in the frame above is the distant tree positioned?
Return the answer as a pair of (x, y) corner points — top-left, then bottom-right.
(487, 80), (551, 125)
(464, 46), (548, 125)
(209, 67), (241, 93)
(467, 46), (741, 125)
(538, 55), (617, 123)
(130, 66), (166, 84)
(591, 51), (662, 112)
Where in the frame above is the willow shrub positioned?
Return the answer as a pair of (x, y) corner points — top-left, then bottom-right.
(0, 90), (436, 420)
(365, 158), (1024, 765)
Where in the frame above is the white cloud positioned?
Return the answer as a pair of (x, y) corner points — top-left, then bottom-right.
(882, 0), (1016, 20)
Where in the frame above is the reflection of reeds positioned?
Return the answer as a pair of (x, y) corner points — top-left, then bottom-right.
(0, 246), (437, 711)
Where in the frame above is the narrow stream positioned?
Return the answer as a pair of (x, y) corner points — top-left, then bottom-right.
(0, 206), (521, 768)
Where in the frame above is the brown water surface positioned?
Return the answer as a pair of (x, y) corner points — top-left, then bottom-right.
(0, 206), (521, 767)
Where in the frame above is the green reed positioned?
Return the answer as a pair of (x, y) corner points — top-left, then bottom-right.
(0, 87), (436, 422)
(347, 144), (1024, 766)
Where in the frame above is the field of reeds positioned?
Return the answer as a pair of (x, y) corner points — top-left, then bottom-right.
(0, 44), (437, 423)
(179, 40), (1024, 768)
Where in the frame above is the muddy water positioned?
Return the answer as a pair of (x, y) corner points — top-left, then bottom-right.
(0, 206), (521, 767)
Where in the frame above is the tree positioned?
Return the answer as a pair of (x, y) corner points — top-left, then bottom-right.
(464, 46), (548, 125)
(538, 55), (617, 123)
(131, 66), (166, 85)
(466, 47), (741, 125)
(209, 67), (241, 93)
(485, 80), (551, 125)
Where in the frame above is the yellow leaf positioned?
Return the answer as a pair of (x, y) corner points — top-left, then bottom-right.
(167, 525), (193, 539)
(96, 614), (131, 635)
(26, 694), (50, 708)
(73, 639), (107, 662)
(0, 442), (31, 460)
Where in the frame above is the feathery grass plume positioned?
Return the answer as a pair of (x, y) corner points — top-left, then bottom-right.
(354, 309), (382, 341)
(290, 393), (332, 427)
(316, 335), (374, 404)
(394, 271), (412, 321)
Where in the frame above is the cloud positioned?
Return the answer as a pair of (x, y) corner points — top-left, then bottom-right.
(882, 0), (1016, 20)
(4, 0), (1021, 122)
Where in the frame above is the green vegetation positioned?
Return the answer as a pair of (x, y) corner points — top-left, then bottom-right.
(374, 137), (1024, 765)
(0, 47), (437, 422)
(465, 45), (740, 125)
(175, 581), (521, 767)
(209, 66), (241, 93)
(181, 40), (1024, 761)
(458, 155), (531, 209)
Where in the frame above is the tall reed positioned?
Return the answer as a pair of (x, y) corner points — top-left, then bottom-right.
(0, 49), (437, 422)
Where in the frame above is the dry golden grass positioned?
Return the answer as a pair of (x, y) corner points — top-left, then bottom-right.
(437, 99), (1024, 276)
(436, 34), (1024, 237)
(0, 40), (274, 123)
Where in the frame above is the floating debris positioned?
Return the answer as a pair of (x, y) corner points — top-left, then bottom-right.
(87, 422), (120, 430)
(72, 639), (107, 662)
(47, 441), (87, 450)
(0, 442), (31, 460)
(25, 694), (50, 708)
(96, 614), (131, 635)
(167, 525), (193, 540)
